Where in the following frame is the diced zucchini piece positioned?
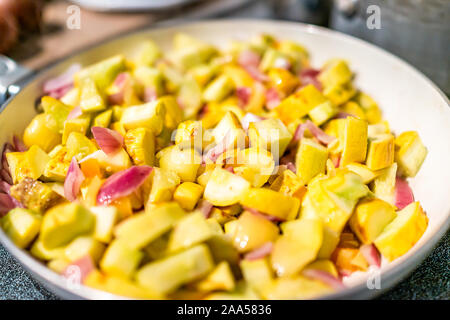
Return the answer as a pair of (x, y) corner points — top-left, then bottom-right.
(146, 168), (180, 204)
(260, 48), (289, 72)
(195, 261), (235, 292)
(100, 240), (143, 278)
(366, 133), (395, 170)
(295, 138), (328, 183)
(233, 148), (275, 188)
(368, 121), (390, 138)
(114, 202), (185, 249)
(248, 118), (292, 158)
(62, 114), (91, 145)
(316, 226), (340, 259)
(308, 100), (337, 126)
(93, 109), (113, 128)
(230, 211), (279, 253)
(158, 146), (202, 182)
(60, 87), (80, 107)
(136, 244), (214, 294)
(84, 270), (162, 299)
(43, 145), (70, 182)
(75, 55), (126, 92)
(332, 247), (368, 273)
(204, 168), (250, 206)
(271, 219), (323, 276)
(345, 162), (380, 184)
(240, 258), (273, 293)
(40, 203), (95, 249)
(318, 59), (352, 88)
(81, 149), (131, 174)
(47, 258), (70, 274)
(212, 111), (246, 149)
(269, 168), (306, 200)
(124, 128), (155, 166)
(303, 259), (339, 278)
(79, 77), (106, 113)
(372, 163), (397, 205)
(349, 198), (397, 244)
(321, 170), (370, 214)
(64, 236), (105, 263)
(300, 172), (368, 233)
(323, 82), (356, 106)
(173, 182), (204, 211)
(23, 114), (62, 153)
(168, 211), (219, 253)
(339, 116), (368, 166)
(65, 132), (97, 161)
(203, 75), (234, 103)
(30, 238), (65, 261)
(132, 40), (161, 67)
(10, 178), (63, 212)
(274, 84), (326, 124)
(374, 202), (428, 261)
(241, 188), (300, 221)
(121, 100), (165, 135)
(159, 95), (183, 131)
(353, 92), (382, 124)
(394, 131), (427, 177)
(90, 206), (119, 243)
(7, 145), (50, 183)
(41, 96), (73, 133)
(2, 208), (41, 248)
(174, 120), (205, 150)
(268, 68), (299, 96)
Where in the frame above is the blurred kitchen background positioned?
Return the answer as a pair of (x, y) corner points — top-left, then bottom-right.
(0, 0), (449, 92)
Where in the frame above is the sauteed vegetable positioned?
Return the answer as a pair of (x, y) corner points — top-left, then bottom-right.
(0, 33), (428, 299)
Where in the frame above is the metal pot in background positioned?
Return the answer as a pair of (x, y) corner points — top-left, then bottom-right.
(331, 0), (450, 95)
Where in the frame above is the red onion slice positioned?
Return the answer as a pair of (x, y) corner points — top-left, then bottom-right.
(91, 126), (124, 156)
(0, 169), (13, 185)
(394, 177), (415, 210)
(244, 242), (273, 261)
(299, 68), (322, 91)
(203, 133), (231, 163)
(286, 162), (296, 173)
(0, 193), (17, 216)
(97, 166), (152, 206)
(238, 50), (260, 68)
(244, 65), (269, 82)
(43, 64), (81, 97)
(334, 112), (353, 119)
(265, 88), (281, 110)
(62, 255), (95, 283)
(67, 106), (83, 120)
(360, 244), (381, 268)
(64, 157), (85, 202)
(197, 200), (213, 218)
(236, 87), (252, 108)
(303, 269), (346, 290)
(13, 135), (27, 152)
(297, 120), (335, 145)
(0, 181), (11, 194)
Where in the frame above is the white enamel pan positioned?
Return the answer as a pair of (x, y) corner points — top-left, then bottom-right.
(0, 20), (449, 299)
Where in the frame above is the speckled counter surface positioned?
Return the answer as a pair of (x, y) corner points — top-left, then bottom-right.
(1, 231), (448, 300)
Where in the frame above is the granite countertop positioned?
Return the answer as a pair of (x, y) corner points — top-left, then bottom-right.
(0, 230), (448, 300)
